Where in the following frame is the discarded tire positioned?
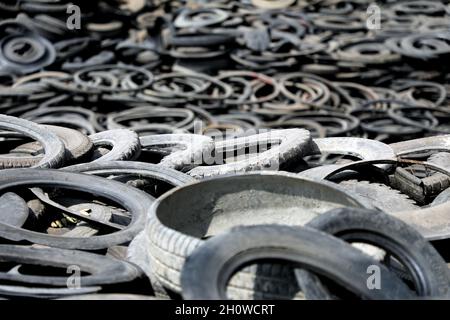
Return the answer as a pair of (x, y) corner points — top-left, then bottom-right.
(0, 0), (450, 302)
(297, 208), (450, 299)
(181, 225), (415, 300)
(145, 172), (373, 298)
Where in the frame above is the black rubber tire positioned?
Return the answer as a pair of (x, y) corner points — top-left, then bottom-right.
(0, 169), (154, 250)
(180, 225), (415, 300)
(11, 125), (93, 164)
(56, 201), (115, 238)
(297, 208), (450, 298)
(89, 129), (141, 163)
(127, 231), (170, 299)
(0, 115), (65, 169)
(146, 171), (374, 298)
(140, 134), (214, 171)
(0, 245), (140, 287)
(27, 116), (97, 135)
(188, 129), (312, 179)
(63, 161), (196, 187)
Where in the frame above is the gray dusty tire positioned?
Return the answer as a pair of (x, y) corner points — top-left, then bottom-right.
(0, 115), (65, 169)
(140, 134), (214, 171)
(0, 169), (154, 250)
(339, 180), (418, 213)
(89, 129), (141, 162)
(188, 129), (313, 179)
(180, 225), (415, 300)
(144, 171), (374, 298)
(11, 125), (93, 164)
(297, 208), (450, 299)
